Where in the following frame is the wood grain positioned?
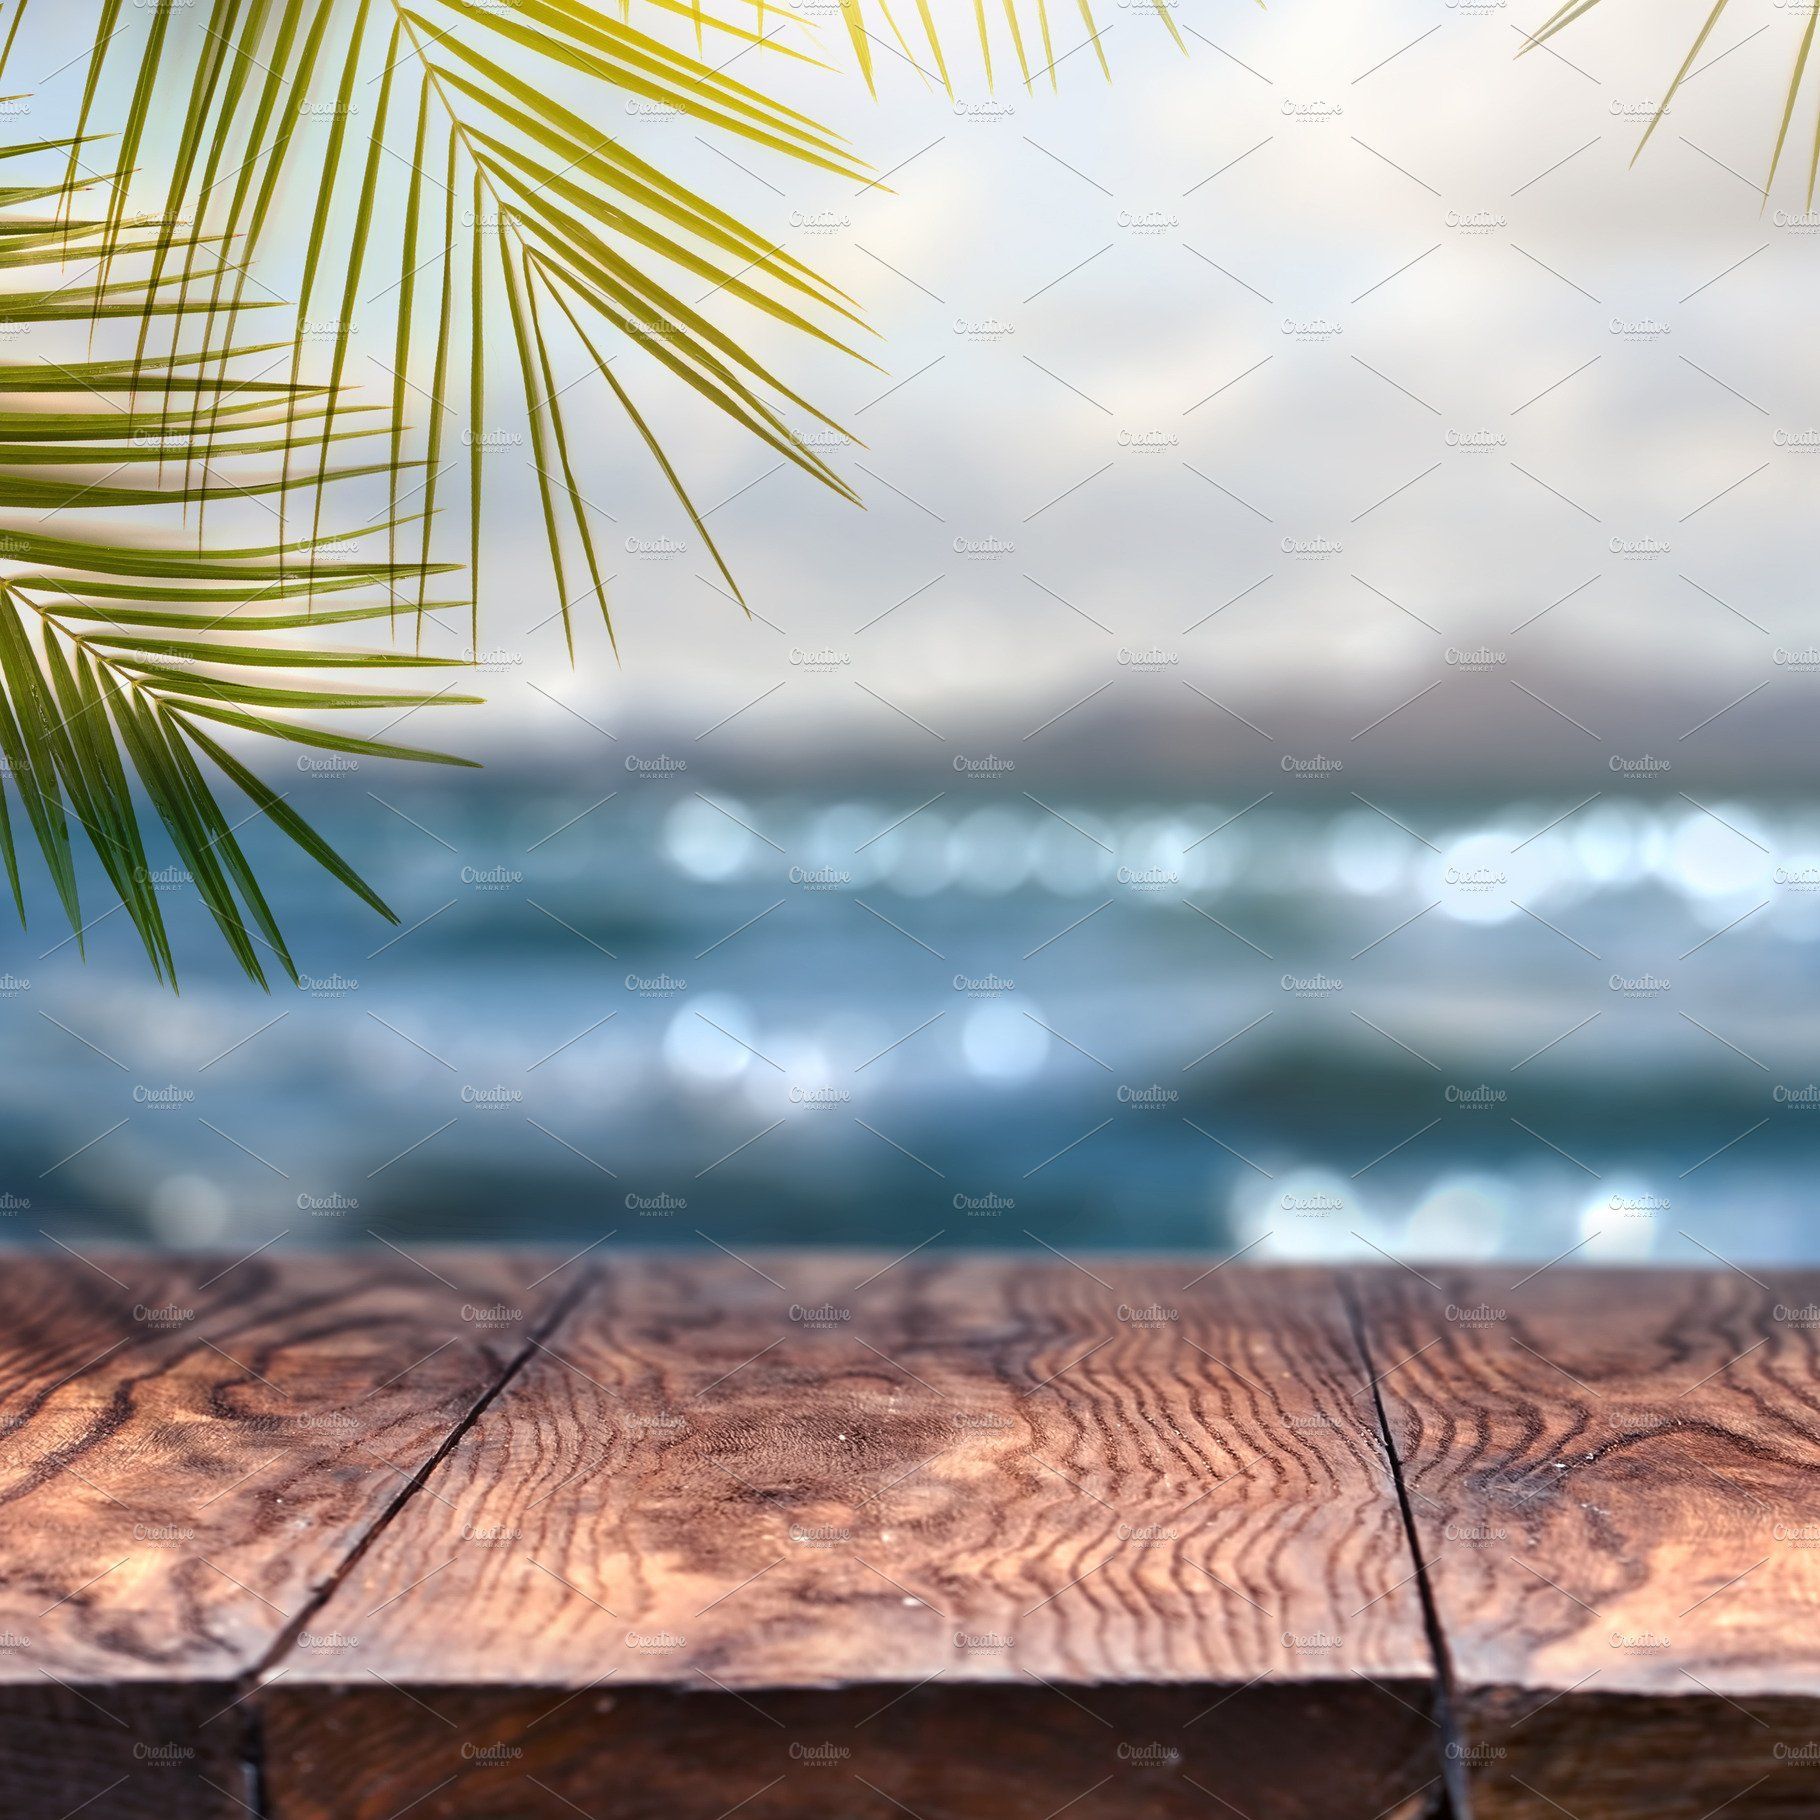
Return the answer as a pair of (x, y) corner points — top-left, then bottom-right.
(1353, 1266), (1820, 1819)
(26, 1253), (1806, 1818)
(0, 1249), (576, 1820)
(262, 1255), (1442, 1820)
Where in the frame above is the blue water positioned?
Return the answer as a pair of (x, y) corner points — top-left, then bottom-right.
(2, 773), (1814, 1266)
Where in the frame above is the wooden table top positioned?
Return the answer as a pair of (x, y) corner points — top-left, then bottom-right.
(0, 1250), (1815, 1820)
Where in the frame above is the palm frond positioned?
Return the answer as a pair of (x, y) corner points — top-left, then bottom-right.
(55, 0), (1155, 653)
(59, 0), (882, 651)
(0, 0), (1156, 989)
(1529, 1), (1820, 205)
(833, 0), (1179, 95)
(0, 156), (474, 988)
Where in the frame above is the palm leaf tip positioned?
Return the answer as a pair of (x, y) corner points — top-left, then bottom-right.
(1540, 0), (1820, 202)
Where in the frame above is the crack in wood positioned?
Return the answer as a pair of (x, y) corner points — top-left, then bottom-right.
(246, 1263), (599, 1687)
(1343, 1270), (1475, 1820)
(232, 1264), (599, 1819)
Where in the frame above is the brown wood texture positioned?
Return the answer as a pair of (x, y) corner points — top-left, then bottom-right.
(10, 1253), (1815, 1820)
(260, 1255), (1442, 1820)
(1354, 1266), (1820, 1820)
(0, 1249), (577, 1820)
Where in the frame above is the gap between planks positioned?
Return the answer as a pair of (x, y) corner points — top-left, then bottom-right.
(237, 1263), (602, 1818)
(1342, 1271), (1472, 1820)
(244, 1259), (1467, 1820)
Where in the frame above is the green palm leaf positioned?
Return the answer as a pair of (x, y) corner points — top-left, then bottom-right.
(56, 0), (876, 650)
(54, 0), (1150, 657)
(0, 157), (473, 988)
(3, 0), (1152, 989)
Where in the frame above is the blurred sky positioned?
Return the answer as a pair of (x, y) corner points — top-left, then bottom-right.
(444, 0), (1820, 781)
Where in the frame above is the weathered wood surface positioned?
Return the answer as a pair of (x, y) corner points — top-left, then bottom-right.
(0, 1250), (576, 1820)
(263, 1255), (1440, 1819)
(1354, 1266), (1820, 1820)
(4, 1254), (1818, 1820)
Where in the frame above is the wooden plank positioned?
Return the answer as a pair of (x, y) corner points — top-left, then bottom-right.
(1354, 1266), (1820, 1819)
(0, 1250), (577, 1820)
(262, 1256), (1442, 1820)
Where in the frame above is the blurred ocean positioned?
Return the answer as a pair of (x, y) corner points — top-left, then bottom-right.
(4, 767), (1812, 1266)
